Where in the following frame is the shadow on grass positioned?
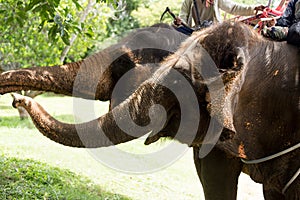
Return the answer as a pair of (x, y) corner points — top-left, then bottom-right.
(0, 115), (75, 129)
(0, 155), (131, 200)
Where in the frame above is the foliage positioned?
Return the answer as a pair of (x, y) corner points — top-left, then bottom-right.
(106, 0), (140, 37)
(0, 0), (116, 68)
(0, 0), (119, 44)
(0, 155), (130, 199)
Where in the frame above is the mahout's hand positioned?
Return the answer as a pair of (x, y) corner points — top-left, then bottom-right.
(173, 17), (182, 26)
(254, 5), (266, 15)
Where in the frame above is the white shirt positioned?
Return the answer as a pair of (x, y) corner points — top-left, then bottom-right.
(179, 0), (257, 27)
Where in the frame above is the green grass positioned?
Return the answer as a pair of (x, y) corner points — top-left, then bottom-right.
(0, 116), (35, 129)
(0, 156), (129, 200)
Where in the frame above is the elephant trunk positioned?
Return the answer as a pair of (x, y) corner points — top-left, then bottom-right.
(0, 62), (81, 97)
(0, 47), (134, 101)
(11, 74), (176, 147)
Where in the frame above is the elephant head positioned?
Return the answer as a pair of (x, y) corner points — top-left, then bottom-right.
(0, 23), (187, 104)
(10, 22), (258, 148)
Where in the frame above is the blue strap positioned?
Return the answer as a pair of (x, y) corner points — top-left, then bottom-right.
(174, 26), (194, 35)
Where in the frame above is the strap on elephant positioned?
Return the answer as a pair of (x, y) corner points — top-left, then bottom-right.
(241, 142), (300, 194)
(160, 7), (194, 35)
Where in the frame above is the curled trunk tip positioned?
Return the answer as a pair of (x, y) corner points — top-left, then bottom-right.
(11, 93), (30, 108)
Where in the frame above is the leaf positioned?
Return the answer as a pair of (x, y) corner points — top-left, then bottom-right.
(80, 22), (85, 30)
(16, 11), (27, 20)
(71, 0), (82, 10)
(53, 0), (61, 7)
(32, 4), (44, 13)
(61, 32), (70, 45)
(25, 0), (42, 12)
(17, 1), (23, 6)
(6, 16), (14, 24)
(48, 25), (58, 40)
(71, 25), (82, 33)
(83, 25), (95, 38)
(84, 32), (93, 38)
(104, 0), (119, 8)
(38, 20), (46, 32)
(15, 16), (24, 27)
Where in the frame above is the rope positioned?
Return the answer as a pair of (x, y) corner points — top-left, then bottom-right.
(241, 142), (300, 164)
(282, 168), (300, 194)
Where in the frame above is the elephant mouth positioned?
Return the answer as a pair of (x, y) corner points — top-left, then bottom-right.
(144, 106), (181, 145)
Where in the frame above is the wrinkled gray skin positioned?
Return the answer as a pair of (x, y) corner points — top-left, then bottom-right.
(5, 22), (300, 199)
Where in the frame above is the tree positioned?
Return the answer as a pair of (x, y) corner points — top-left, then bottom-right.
(106, 0), (140, 37)
(0, 0), (130, 119)
(0, 0), (114, 67)
(59, 0), (95, 63)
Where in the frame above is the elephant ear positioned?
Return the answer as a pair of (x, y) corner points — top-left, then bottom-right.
(190, 25), (250, 137)
(211, 46), (249, 135)
(216, 47), (249, 136)
(199, 22), (250, 71)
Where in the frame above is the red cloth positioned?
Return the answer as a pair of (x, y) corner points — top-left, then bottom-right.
(205, 0), (214, 7)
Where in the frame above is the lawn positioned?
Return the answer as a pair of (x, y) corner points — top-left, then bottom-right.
(0, 93), (263, 199)
(0, 156), (130, 200)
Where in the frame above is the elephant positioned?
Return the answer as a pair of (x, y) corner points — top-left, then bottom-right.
(3, 22), (300, 199)
(0, 23), (187, 106)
